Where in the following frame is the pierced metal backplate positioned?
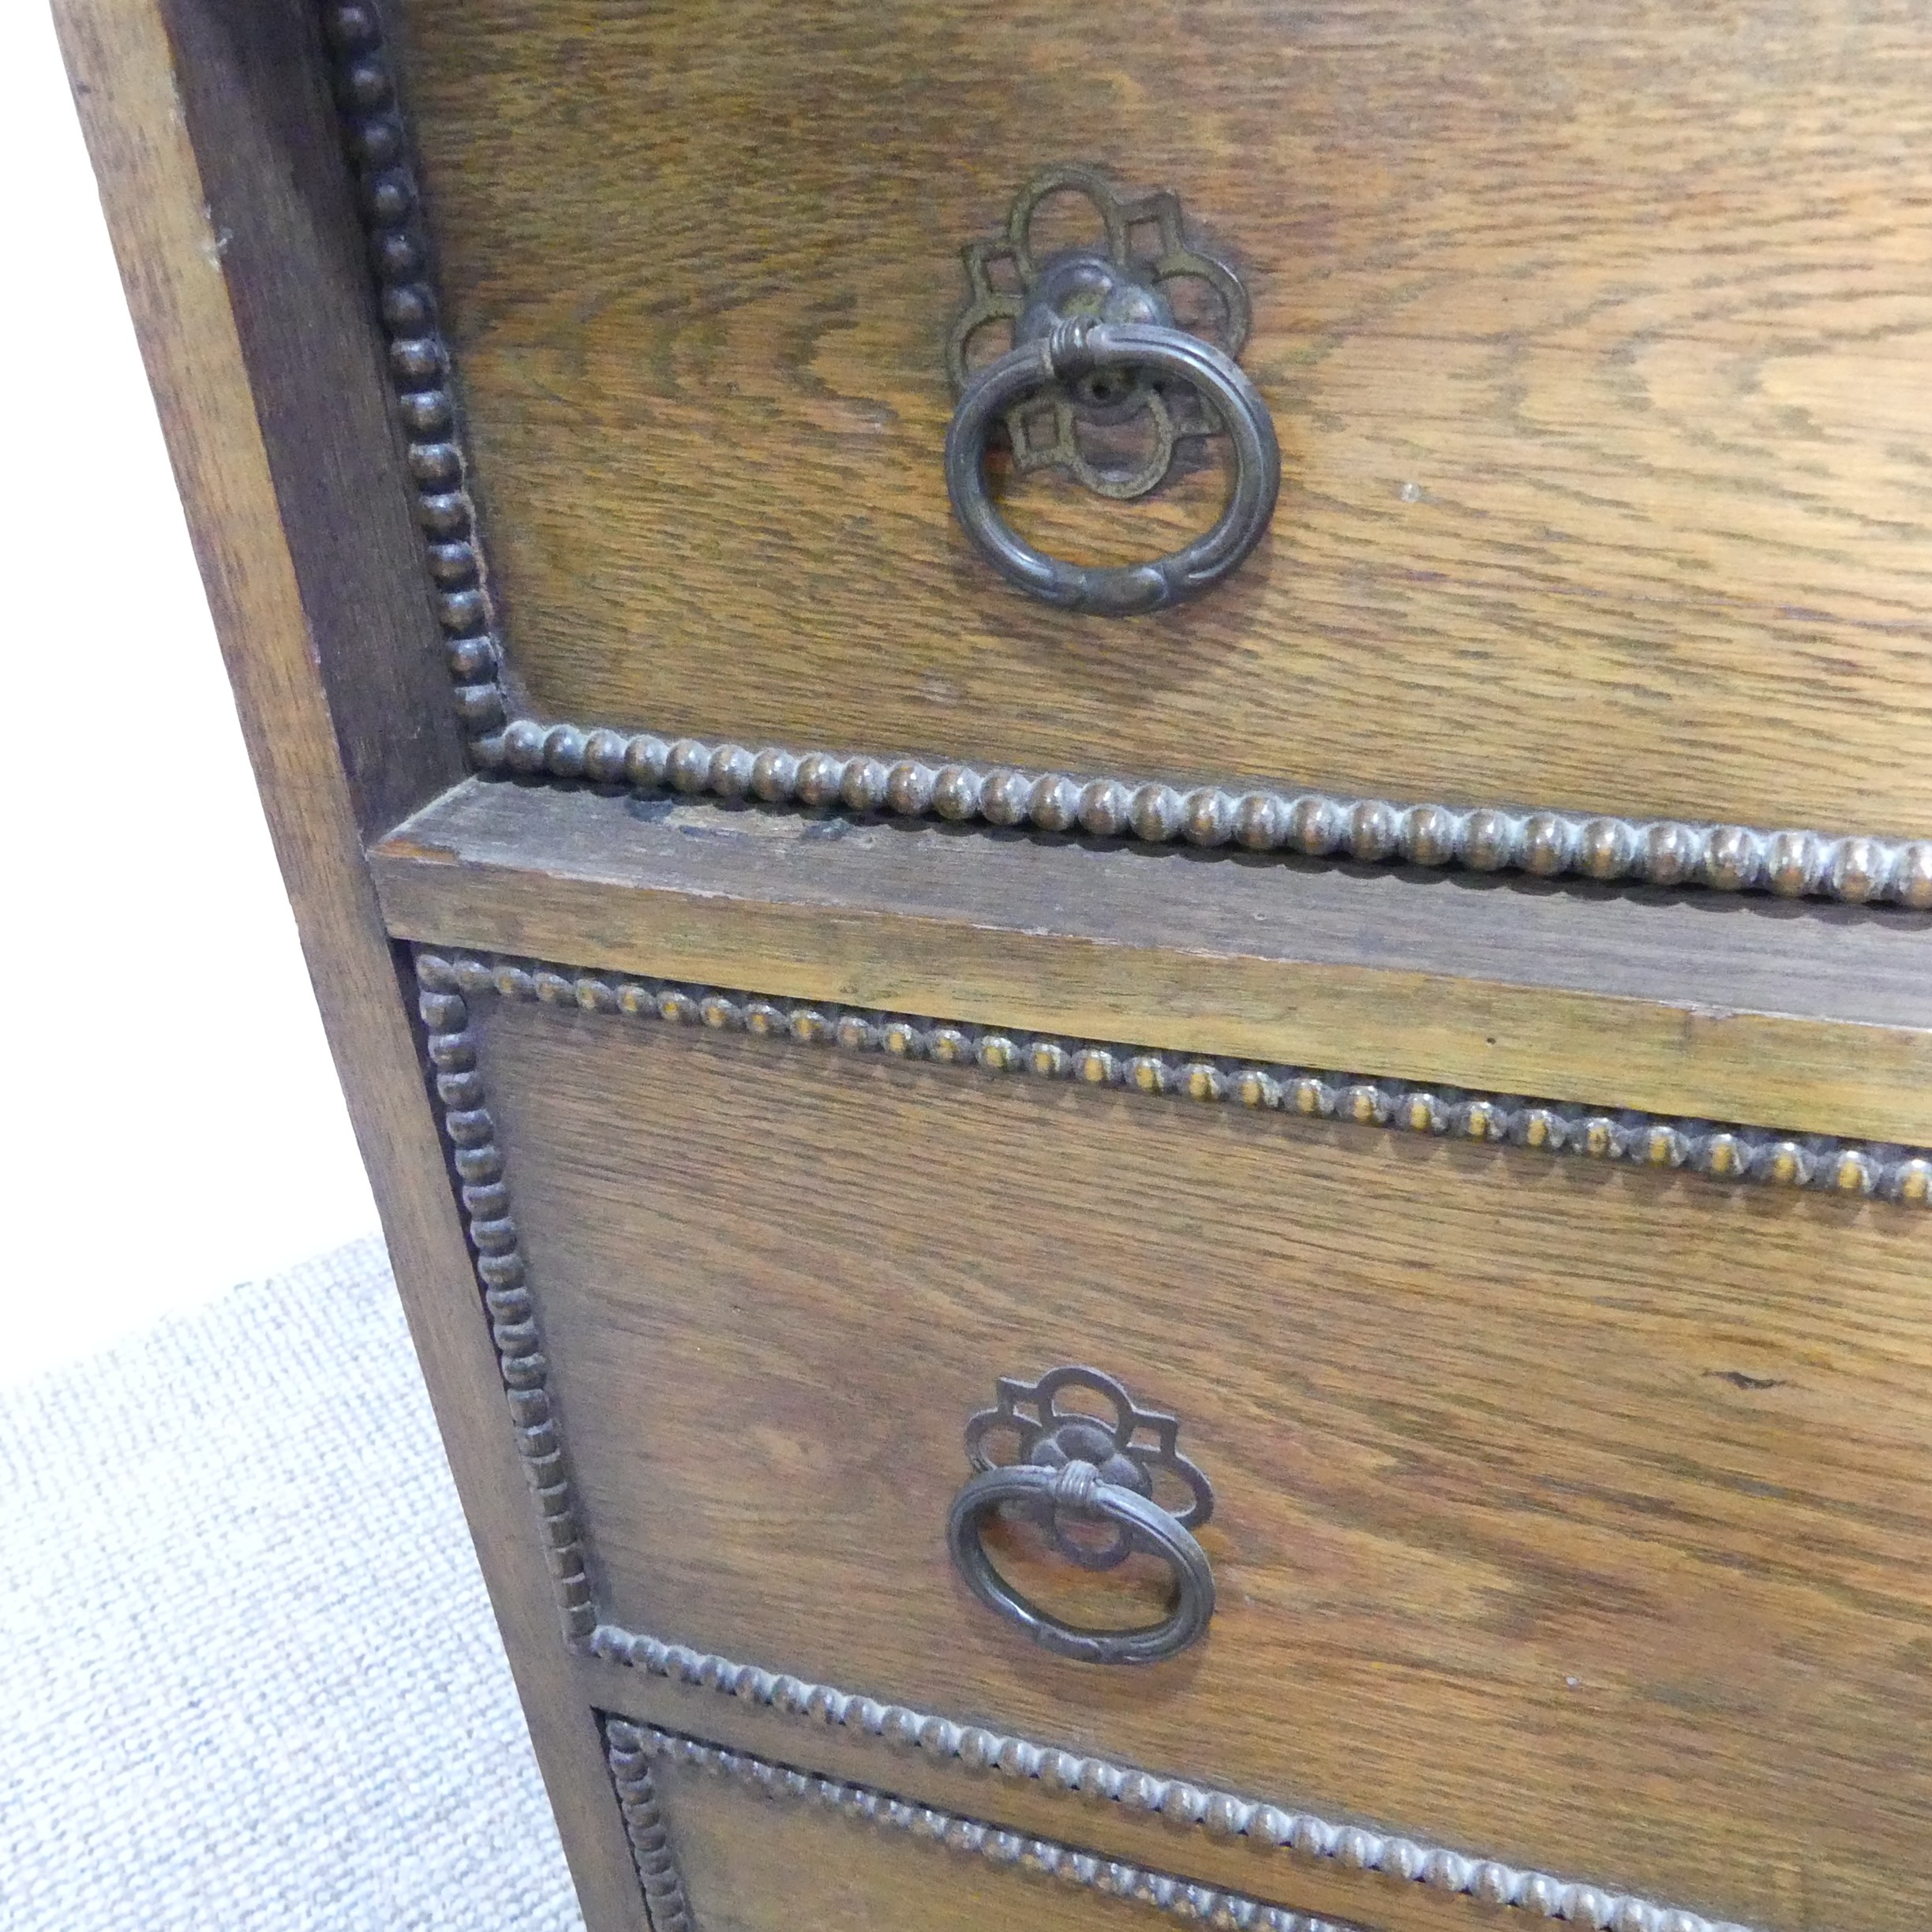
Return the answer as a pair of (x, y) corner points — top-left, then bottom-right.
(946, 163), (1252, 500)
(964, 1364), (1214, 1571)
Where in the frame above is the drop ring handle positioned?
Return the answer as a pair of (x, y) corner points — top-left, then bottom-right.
(944, 316), (1280, 619)
(945, 1456), (1216, 1666)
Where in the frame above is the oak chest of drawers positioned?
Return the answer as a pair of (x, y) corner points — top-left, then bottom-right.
(59, 0), (1932, 1927)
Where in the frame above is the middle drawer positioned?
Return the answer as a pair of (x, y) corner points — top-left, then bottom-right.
(432, 952), (1932, 1932)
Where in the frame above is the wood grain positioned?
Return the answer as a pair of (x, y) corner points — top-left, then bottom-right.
(393, 0), (1932, 837)
(372, 781), (1932, 1143)
(50, 2), (642, 1923)
(474, 993), (1932, 1932)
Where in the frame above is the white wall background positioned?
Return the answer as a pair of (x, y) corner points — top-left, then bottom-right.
(4, 6), (380, 1377)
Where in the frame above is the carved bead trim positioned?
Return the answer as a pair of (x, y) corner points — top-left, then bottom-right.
(592, 1635), (1754, 1932)
(420, 949), (1932, 1205)
(319, 0), (1932, 911)
(486, 728), (1932, 912)
(605, 1719), (1372, 1932)
(413, 958), (597, 1640)
(605, 1723), (695, 1932)
(321, 0), (512, 737)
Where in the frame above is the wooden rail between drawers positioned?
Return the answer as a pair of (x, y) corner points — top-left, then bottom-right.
(371, 777), (1932, 1144)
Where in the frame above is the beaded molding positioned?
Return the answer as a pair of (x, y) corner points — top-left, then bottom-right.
(593, 1639), (1752, 1932)
(415, 961), (597, 1641)
(414, 944), (1767, 1932)
(605, 1718), (1372, 1932)
(487, 732), (1932, 911)
(319, 0), (1932, 911)
(420, 951), (1932, 1204)
(605, 1726), (695, 1932)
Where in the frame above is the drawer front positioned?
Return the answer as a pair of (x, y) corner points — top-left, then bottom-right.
(424, 952), (1932, 1932)
(347, 2), (1932, 868)
(606, 1719), (1370, 1932)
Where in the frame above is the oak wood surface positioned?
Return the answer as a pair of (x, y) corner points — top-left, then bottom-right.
(476, 993), (1932, 1932)
(373, 780), (1932, 1143)
(51, 3), (642, 1923)
(394, 0), (1932, 837)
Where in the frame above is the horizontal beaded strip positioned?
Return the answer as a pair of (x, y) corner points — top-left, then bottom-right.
(478, 724), (1932, 910)
(414, 957), (597, 1639)
(605, 1724), (695, 1932)
(593, 1633), (1753, 1932)
(422, 949), (1932, 1204)
(606, 1718), (1372, 1932)
(319, 0), (1932, 911)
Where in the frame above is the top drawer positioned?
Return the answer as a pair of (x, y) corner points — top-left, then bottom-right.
(345, 2), (1932, 876)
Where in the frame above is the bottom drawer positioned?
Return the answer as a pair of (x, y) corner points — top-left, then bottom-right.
(606, 1718), (1359, 1932)
(420, 951), (1932, 1932)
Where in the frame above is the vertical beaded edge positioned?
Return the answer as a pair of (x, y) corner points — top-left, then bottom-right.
(321, 0), (513, 737)
(317, 0), (1932, 910)
(414, 956), (597, 1640)
(605, 1720), (696, 1932)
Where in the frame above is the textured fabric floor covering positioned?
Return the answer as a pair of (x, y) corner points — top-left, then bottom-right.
(0, 1235), (586, 1931)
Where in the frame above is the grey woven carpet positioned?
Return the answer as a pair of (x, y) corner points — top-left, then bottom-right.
(0, 1236), (586, 1931)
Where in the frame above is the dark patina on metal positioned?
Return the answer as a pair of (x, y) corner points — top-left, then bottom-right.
(945, 1365), (1217, 1664)
(944, 165), (1279, 616)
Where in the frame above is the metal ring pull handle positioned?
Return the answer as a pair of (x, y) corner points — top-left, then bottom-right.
(945, 1365), (1216, 1667)
(948, 1458), (1215, 1665)
(943, 166), (1280, 618)
(945, 320), (1280, 618)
